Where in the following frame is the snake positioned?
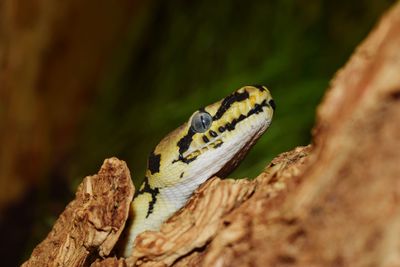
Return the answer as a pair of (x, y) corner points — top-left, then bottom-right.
(120, 85), (275, 257)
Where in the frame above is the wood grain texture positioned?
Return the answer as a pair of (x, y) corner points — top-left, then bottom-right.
(22, 158), (134, 266)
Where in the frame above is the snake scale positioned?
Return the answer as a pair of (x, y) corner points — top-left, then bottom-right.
(120, 85), (275, 256)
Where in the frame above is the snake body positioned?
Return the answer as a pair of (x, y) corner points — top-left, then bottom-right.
(121, 85), (275, 256)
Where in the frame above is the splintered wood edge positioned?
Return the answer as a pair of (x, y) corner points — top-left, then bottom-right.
(22, 158), (134, 267)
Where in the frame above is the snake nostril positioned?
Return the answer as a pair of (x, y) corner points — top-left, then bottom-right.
(269, 99), (276, 110)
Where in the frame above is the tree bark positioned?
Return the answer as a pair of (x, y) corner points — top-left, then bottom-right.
(22, 158), (134, 267)
(23, 2), (400, 266)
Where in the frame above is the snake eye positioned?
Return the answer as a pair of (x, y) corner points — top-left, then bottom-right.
(191, 111), (213, 133)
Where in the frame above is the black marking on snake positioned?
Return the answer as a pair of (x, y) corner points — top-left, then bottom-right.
(214, 141), (224, 148)
(202, 136), (209, 143)
(209, 130), (218, 137)
(180, 172), (184, 178)
(177, 127), (196, 154)
(218, 126), (226, 133)
(253, 85), (266, 92)
(181, 155), (198, 164)
(148, 151), (161, 174)
(225, 100), (268, 131)
(269, 99), (276, 111)
(213, 90), (250, 120)
(138, 177), (160, 218)
(172, 153), (198, 164)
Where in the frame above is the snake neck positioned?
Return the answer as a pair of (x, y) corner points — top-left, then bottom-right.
(121, 179), (198, 257)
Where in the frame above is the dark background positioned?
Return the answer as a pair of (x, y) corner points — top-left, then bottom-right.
(0, 0), (394, 265)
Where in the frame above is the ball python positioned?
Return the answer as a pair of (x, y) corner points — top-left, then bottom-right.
(120, 85), (275, 257)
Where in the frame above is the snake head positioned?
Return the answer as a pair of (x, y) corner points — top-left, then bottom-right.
(147, 85), (274, 190)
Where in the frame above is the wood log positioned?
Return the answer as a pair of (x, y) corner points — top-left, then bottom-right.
(22, 158), (134, 266)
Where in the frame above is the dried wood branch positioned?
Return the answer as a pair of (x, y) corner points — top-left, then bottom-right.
(22, 158), (134, 267)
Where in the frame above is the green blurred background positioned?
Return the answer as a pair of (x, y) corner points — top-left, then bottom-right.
(0, 0), (395, 265)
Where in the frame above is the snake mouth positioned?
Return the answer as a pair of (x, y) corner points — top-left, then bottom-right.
(180, 137), (224, 163)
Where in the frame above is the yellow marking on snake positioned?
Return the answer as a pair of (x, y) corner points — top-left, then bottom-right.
(121, 85), (275, 256)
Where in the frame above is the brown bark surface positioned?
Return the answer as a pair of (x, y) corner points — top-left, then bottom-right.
(22, 158), (134, 267)
(23, 2), (400, 266)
